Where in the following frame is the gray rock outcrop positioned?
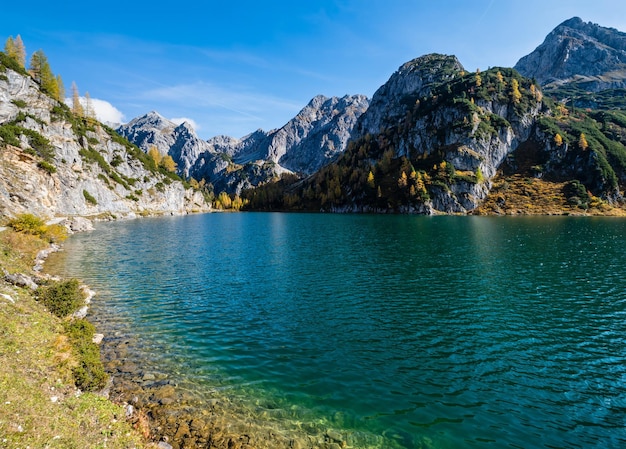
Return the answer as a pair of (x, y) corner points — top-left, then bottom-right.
(116, 112), (212, 178)
(0, 66), (211, 220)
(514, 17), (626, 91)
(354, 54), (463, 139)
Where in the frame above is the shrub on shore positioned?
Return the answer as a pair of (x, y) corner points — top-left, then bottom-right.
(6, 213), (67, 243)
(36, 278), (84, 318)
(64, 319), (108, 391)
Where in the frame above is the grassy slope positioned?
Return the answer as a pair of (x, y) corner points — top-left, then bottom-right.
(0, 229), (151, 449)
(473, 175), (626, 215)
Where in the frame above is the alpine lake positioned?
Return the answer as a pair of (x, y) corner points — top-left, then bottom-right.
(45, 213), (626, 449)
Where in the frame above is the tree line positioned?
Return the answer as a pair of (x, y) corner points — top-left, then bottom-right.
(4, 34), (94, 120)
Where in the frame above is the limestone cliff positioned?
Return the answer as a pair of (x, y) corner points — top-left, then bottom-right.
(116, 112), (212, 178)
(0, 62), (210, 220)
(243, 55), (562, 213)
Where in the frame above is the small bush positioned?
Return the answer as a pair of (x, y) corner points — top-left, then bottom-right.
(6, 213), (67, 243)
(110, 154), (123, 167)
(44, 224), (68, 243)
(11, 99), (27, 108)
(83, 190), (97, 205)
(64, 319), (108, 391)
(37, 279), (84, 318)
(38, 160), (57, 174)
(7, 213), (46, 235)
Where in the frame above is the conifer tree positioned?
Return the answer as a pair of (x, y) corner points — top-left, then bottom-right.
(579, 133), (589, 151)
(14, 35), (26, 67)
(160, 155), (177, 173)
(4, 36), (25, 67)
(148, 146), (162, 166)
(84, 92), (95, 119)
(71, 82), (84, 117)
(4, 36), (15, 58)
(29, 50), (57, 96)
(28, 50), (45, 82)
(554, 133), (563, 146)
(55, 75), (65, 101)
(510, 79), (522, 104)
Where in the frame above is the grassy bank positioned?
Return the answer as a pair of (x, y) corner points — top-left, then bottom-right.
(0, 225), (152, 449)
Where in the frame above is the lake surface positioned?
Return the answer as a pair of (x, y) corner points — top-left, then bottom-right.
(47, 213), (626, 448)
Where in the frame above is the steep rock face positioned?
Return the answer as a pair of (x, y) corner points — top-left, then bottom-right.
(354, 54), (464, 139)
(351, 56), (543, 213)
(244, 60), (549, 214)
(116, 112), (211, 178)
(0, 67), (210, 219)
(233, 95), (370, 174)
(515, 17), (626, 90)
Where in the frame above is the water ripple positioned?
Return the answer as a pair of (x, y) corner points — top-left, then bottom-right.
(46, 214), (626, 449)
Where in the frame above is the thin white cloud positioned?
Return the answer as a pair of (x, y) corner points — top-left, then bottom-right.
(64, 97), (125, 124)
(142, 81), (302, 119)
(170, 117), (199, 131)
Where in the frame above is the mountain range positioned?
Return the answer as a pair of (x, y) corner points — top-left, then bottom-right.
(113, 17), (626, 215)
(2, 17), (626, 218)
(117, 94), (369, 194)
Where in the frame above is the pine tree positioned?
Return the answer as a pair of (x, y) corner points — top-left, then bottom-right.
(398, 171), (408, 188)
(147, 146), (162, 166)
(510, 79), (522, 104)
(29, 50), (57, 97)
(475, 167), (484, 183)
(160, 155), (177, 173)
(13, 35), (26, 68)
(55, 75), (65, 101)
(3, 36), (25, 67)
(29, 50), (45, 83)
(4, 36), (15, 57)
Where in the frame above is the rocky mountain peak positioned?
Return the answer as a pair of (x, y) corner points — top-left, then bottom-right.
(117, 111), (212, 178)
(354, 53), (464, 138)
(514, 17), (626, 90)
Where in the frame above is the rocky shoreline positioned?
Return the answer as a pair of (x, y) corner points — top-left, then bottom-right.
(41, 217), (380, 449)
(93, 325), (380, 449)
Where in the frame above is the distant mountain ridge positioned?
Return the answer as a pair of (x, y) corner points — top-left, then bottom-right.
(118, 94), (369, 193)
(515, 17), (626, 92)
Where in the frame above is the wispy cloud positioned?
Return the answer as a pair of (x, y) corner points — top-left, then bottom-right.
(170, 117), (199, 131)
(141, 81), (302, 119)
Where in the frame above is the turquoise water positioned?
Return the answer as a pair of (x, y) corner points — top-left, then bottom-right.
(48, 213), (626, 448)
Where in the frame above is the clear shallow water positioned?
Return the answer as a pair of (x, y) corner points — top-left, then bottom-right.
(47, 213), (626, 448)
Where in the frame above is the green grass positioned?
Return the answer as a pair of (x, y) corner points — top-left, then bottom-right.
(0, 229), (151, 448)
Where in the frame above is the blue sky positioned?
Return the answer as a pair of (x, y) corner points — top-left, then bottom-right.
(3, 0), (626, 139)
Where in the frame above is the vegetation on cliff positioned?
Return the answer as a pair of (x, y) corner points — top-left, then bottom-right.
(242, 63), (626, 215)
(243, 67), (543, 212)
